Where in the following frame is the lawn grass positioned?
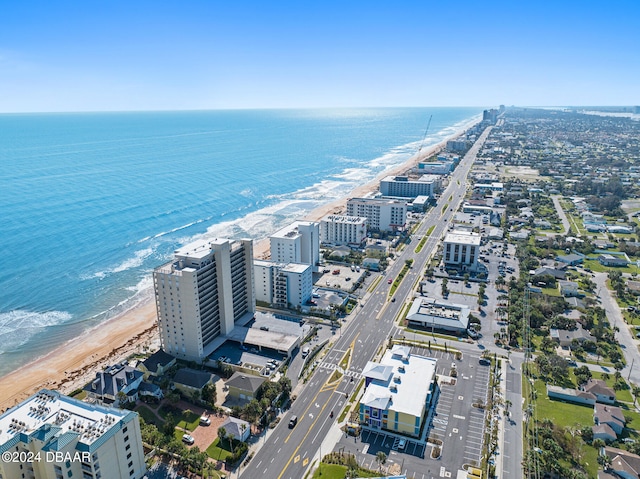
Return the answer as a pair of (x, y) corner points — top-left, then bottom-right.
(71, 390), (87, 400)
(583, 258), (638, 274)
(533, 379), (594, 428)
(311, 464), (347, 479)
(159, 405), (201, 431)
(136, 405), (164, 427)
(205, 437), (236, 461)
(525, 376), (601, 477)
(541, 287), (561, 297)
(311, 464), (380, 479)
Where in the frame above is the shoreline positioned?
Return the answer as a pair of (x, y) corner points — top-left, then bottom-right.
(0, 117), (479, 411)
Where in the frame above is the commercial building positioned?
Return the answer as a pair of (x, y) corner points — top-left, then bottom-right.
(346, 197), (407, 231)
(405, 297), (471, 334)
(443, 230), (481, 271)
(153, 238), (255, 361)
(320, 215), (367, 245)
(359, 345), (437, 437)
(379, 175), (441, 199)
(0, 389), (146, 479)
(254, 260), (313, 308)
(417, 161), (454, 175)
(269, 221), (320, 268)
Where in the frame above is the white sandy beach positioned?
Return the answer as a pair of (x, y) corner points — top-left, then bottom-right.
(0, 120), (478, 411)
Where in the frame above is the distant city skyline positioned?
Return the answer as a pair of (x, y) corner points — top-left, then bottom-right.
(1, 0), (638, 112)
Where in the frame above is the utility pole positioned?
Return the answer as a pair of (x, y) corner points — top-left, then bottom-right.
(628, 358), (635, 382)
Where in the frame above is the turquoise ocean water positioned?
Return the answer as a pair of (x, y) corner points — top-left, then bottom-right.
(0, 108), (482, 377)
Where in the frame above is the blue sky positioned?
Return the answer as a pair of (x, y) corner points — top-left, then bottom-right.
(1, 0), (638, 112)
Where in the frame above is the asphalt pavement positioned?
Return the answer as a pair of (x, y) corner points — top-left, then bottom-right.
(239, 126), (494, 479)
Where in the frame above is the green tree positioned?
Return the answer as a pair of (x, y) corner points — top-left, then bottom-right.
(375, 451), (387, 472)
(163, 412), (177, 437)
(202, 383), (217, 408)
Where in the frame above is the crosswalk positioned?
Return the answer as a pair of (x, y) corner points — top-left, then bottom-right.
(317, 361), (362, 379)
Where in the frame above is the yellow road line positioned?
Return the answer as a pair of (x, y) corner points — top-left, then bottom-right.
(278, 381), (340, 478)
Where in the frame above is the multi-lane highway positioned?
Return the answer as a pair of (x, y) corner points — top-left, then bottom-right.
(240, 126), (492, 479)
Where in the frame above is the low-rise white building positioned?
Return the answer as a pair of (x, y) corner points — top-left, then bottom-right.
(346, 197), (407, 231)
(0, 389), (146, 479)
(254, 260), (312, 308)
(443, 230), (481, 271)
(320, 215), (367, 245)
(406, 297), (470, 334)
(269, 221), (320, 268)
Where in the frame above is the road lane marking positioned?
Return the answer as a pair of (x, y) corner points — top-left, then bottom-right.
(278, 381), (340, 478)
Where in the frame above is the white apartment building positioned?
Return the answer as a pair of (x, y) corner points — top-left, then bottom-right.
(254, 260), (312, 308)
(153, 238), (255, 360)
(346, 198), (407, 231)
(443, 230), (481, 271)
(0, 389), (146, 479)
(319, 215), (367, 245)
(270, 221), (320, 267)
(379, 175), (442, 199)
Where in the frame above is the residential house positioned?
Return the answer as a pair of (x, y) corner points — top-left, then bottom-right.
(137, 349), (176, 380)
(556, 253), (585, 266)
(603, 447), (640, 478)
(594, 404), (626, 437)
(593, 423), (618, 443)
(546, 385), (596, 406)
(84, 362), (144, 404)
(362, 257), (381, 271)
(137, 381), (164, 400)
(226, 372), (265, 403)
(220, 416), (251, 442)
(532, 267), (566, 280)
(583, 379), (616, 405)
(628, 281), (640, 296)
(598, 254), (629, 267)
(558, 280), (580, 297)
(172, 368), (214, 397)
(550, 324), (594, 348)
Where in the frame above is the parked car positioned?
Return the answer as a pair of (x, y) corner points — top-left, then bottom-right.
(182, 434), (195, 445)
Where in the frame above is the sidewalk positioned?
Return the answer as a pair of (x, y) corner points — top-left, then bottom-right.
(496, 357), (507, 479)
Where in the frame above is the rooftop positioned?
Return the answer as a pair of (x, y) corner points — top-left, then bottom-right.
(444, 230), (482, 246)
(270, 221), (317, 240)
(361, 348), (436, 418)
(0, 389), (135, 449)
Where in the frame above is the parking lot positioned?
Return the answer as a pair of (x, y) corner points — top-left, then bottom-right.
(333, 346), (491, 477)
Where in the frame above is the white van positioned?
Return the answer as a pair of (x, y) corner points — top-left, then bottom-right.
(302, 346), (310, 358)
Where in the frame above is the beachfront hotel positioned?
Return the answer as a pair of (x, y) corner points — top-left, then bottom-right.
(269, 221), (320, 269)
(319, 215), (367, 246)
(359, 345), (437, 437)
(379, 174), (442, 199)
(0, 389), (146, 479)
(153, 238), (255, 361)
(346, 197), (407, 232)
(253, 260), (313, 308)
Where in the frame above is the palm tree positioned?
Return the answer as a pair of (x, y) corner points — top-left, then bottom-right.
(375, 451), (387, 472)
(217, 427), (227, 460)
(182, 409), (193, 430)
(632, 386), (640, 407)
